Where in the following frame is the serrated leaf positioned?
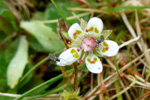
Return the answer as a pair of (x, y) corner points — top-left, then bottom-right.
(101, 30), (112, 39)
(7, 35), (28, 89)
(20, 21), (65, 52)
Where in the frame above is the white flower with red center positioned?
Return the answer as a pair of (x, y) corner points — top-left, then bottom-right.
(56, 17), (119, 74)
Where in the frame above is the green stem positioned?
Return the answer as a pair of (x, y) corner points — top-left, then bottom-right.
(73, 63), (77, 91)
(114, 80), (123, 100)
(14, 64), (86, 100)
(51, 0), (70, 26)
(20, 57), (49, 82)
(25, 85), (72, 100)
(24, 71), (89, 100)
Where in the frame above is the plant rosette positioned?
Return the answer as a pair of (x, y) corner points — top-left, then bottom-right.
(56, 17), (119, 74)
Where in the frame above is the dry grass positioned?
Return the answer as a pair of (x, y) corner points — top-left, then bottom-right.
(1, 0), (150, 100)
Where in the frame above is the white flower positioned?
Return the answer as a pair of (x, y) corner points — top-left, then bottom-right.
(56, 17), (119, 74)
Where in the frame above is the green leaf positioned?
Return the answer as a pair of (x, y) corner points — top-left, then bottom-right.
(101, 30), (112, 39)
(0, 29), (19, 98)
(0, 36), (19, 86)
(0, 0), (15, 19)
(20, 21), (65, 52)
(80, 18), (87, 31)
(7, 35), (28, 89)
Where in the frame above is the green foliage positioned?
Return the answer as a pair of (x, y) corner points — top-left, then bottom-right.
(0, 0), (14, 19)
(1, 0), (150, 100)
(7, 36), (28, 89)
(80, 18), (87, 31)
(20, 21), (65, 52)
(0, 0), (17, 35)
(0, 31), (7, 43)
(0, 38), (19, 77)
(101, 30), (112, 39)
(62, 90), (82, 100)
(45, 0), (79, 30)
(44, 0), (89, 31)
(0, 37), (19, 100)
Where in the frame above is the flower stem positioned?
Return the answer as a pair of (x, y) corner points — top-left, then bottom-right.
(51, 0), (70, 26)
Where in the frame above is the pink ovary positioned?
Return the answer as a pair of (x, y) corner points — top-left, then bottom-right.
(81, 37), (97, 52)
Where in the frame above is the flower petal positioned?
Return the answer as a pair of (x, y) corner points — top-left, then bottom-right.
(99, 40), (119, 57)
(68, 23), (83, 41)
(85, 54), (103, 74)
(86, 17), (103, 36)
(56, 47), (82, 66)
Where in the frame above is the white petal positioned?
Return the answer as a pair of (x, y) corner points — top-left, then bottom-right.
(56, 47), (82, 66)
(99, 40), (119, 57)
(68, 23), (83, 41)
(86, 17), (103, 36)
(85, 54), (103, 74)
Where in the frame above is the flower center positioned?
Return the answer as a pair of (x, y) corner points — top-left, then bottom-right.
(81, 37), (97, 52)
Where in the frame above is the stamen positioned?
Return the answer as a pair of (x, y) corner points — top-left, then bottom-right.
(78, 59), (82, 63)
(106, 46), (109, 50)
(73, 32), (77, 36)
(86, 29), (89, 32)
(68, 41), (72, 44)
(91, 61), (95, 64)
(77, 48), (80, 52)
(88, 37), (92, 40)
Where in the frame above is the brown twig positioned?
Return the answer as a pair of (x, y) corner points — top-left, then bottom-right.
(60, 67), (73, 77)
(57, 19), (69, 49)
(102, 64), (112, 68)
(73, 62), (85, 91)
(99, 72), (110, 99)
(137, 90), (150, 100)
(99, 72), (104, 100)
(119, 61), (143, 78)
(82, 85), (150, 99)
